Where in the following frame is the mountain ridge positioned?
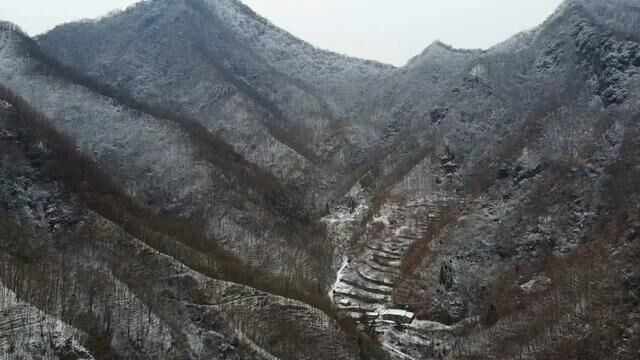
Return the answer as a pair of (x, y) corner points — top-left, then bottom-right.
(1, 0), (640, 358)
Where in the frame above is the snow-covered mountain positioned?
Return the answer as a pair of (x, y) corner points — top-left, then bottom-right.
(38, 0), (395, 194)
(1, 0), (640, 358)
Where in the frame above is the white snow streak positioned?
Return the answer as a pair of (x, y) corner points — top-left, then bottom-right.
(382, 343), (417, 360)
(328, 256), (349, 302)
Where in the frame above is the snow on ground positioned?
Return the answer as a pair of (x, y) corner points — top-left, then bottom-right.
(329, 256), (349, 302)
(321, 187), (370, 256)
(0, 282), (94, 360)
(325, 194), (460, 358)
(382, 343), (418, 360)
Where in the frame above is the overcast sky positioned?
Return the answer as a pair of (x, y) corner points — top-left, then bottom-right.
(2, 0), (564, 65)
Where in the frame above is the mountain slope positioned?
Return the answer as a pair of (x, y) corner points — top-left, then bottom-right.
(0, 81), (377, 359)
(1, 0), (640, 359)
(1, 21), (339, 285)
(323, 1), (640, 357)
(38, 0), (395, 197)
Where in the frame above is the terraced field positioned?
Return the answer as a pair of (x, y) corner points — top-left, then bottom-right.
(329, 194), (461, 358)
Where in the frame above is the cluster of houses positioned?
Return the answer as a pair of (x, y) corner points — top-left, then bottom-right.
(339, 298), (416, 325)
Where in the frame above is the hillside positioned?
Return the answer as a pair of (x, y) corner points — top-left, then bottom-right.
(0, 72), (375, 359)
(1, 0), (640, 358)
(38, 0), (395, 197)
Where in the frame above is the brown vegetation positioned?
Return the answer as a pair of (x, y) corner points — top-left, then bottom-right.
(452, 111), (640, 359)
(454, 219), (637, 359)
(6, 25), (313, 231)
(0, 84), (387, 359)
(400, 205), (463, 275)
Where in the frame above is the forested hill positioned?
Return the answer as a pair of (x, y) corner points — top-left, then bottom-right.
(1, 0), (640, 358)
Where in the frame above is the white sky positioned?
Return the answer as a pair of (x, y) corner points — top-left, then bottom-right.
(2, 0), (564, 66)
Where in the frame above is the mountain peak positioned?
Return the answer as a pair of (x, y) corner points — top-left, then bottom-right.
(405, 40), (481, 67)
(0, 21), (24, 35)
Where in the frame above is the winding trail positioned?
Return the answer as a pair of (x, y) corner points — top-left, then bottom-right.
(383, 343), (417, 360)
(329, 256), (349, 302)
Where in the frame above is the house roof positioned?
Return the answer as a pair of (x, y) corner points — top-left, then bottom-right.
(381, 309), (415, 319)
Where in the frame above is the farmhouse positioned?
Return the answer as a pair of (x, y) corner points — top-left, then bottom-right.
(381, 309), (415, 324)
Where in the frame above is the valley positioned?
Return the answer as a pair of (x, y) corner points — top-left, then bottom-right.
(1, 0), (640, 359)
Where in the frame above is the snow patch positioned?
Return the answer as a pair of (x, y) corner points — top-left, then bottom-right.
(328, 256), (349, 302)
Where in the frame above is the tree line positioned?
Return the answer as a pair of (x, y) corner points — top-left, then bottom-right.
(0, 83), (388, 359)
(8, 24), (313, 230)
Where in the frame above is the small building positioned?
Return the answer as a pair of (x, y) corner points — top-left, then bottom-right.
(381, 309), (415, 324)
(364, 311), (379, 320)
